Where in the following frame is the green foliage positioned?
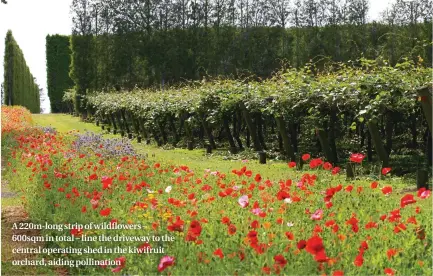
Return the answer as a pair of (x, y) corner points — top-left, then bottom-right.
(46, 35), (74, 113)
(66, 23), (432, 93)
(3, 30), (40, 113)
(83, 59), (431, 157)
(69, 35), (95, 117)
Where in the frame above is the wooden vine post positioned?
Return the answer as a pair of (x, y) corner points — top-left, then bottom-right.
(316, 129), (333, 163)
(416, 85), (432, 187)
(367, 119), (389, 167)
(223, 115), (237, 153)
(417, 85), (432, 134)
(275, 116), (295, 161)
(201, 114), (216, 149)
(239, 102), (262, 152)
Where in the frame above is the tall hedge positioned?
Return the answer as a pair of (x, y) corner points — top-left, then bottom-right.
(46, 35), (74, 113)
(3, 30), (40, 113)
(68, 23), (432, 96)
(69, 34), (94, 118)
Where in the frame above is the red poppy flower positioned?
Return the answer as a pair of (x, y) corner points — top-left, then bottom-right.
(100, 208), (111, 216)
(349, 153), (365, 163)
(381, 167), (391, 175)
(288, 161), (296, 168)
(381, 186), (392, 195)
(331, 167), (340, 175)
(302, 154), (311, 161)
(309, 158), (323, 169)
(333, 271), (344, 276)
(70, 227), (83, 237)
(407, 216), (417, 225)
(305, 236), (324, 255)
(213, 248), (224, 259)
(221, 216), (231, 225)
(138, 243), (151, 253)
(228, 224), (237, 235)
(111, 256), (126, 273)
(167, 216), (184, 232)
(262, 266), (271, 275)
(354, 253), (363, 267)
(387, 249), (398, 260)
(365, 221), (378, 229)
(323, 162), (333, 170)
(384, 268), (395, 276)
(101, 176), (113, 190)
(251, 220), (259, 229)
(400, 194), (416, 208)
(273, 255), (287, 268)
(285, 232), (294, 240)
(370, 181), (378, 189)
(297, 240), (307, 250)
(254, 174), (262, 182)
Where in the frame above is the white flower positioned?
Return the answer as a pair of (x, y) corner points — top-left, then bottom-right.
(284, 198), (293, 204)
(165, 186), (172, 193)
(287, 222), (294, 227)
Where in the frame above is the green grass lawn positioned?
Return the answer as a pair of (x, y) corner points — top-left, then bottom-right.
(32, 114), (420, 190)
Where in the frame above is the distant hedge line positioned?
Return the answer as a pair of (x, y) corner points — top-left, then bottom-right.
(46, 35), (74, 113)
(3, 30), (40, 113)
(45, 23), (432, 116)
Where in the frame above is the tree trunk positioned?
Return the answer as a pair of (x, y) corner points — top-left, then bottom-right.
(417, 85), (432, 134)
(159, 121), (168, 144)
(120, 110), (130, 133)
(223, 115), (237, 149)
(385, 111), (394, 156)
(256, 113), (267, 150)
(290, 122), (298, 153)
(275, 116), (295, 161)
(328, 107), (338, 163)
(367, 131), (372, 162)
(367, 119), (389, 167)
(240, 102), (262, 151)
(202, 115), (216, 149)
(317, 129), (333, 163)
(169, 115), (179, 145)
(233, 111), (243, 149)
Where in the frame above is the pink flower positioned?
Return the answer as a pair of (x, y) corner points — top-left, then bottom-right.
(238, 195), (249, 208)
(158, 256), (175, 272)
(417, 188), (431, 199)
(311, 209), (323, 220)
(251, 208), (262, 215)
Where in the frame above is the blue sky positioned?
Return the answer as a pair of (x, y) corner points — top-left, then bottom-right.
(0, 0), (396, 113)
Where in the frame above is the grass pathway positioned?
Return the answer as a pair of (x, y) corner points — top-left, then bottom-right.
(32, 114), (419, 190)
